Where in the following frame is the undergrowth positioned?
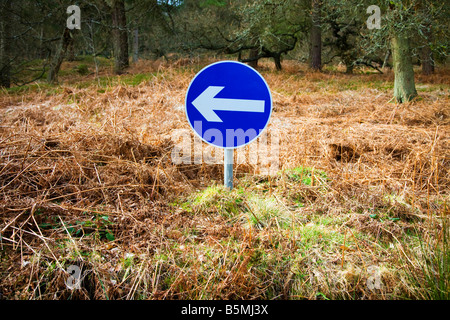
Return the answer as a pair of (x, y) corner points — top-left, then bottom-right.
(0, 57), (449, 300)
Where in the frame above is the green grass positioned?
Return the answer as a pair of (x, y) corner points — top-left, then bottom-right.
(402, 218), (450, 299)
(187, 181), (351, 251)
(285, 166), (328, 186)
(244, 195), (291, 229)
(75, 55), (113, 67)
(122, 73), (155, 86)
(4, 55), (157, 94)
(190, 184), (244, 219)
(71, 72), (159, 89)
(296, 223), (346, 250)
(4, 82), (63, 95)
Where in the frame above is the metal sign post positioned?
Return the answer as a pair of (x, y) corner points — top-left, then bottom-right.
(224, 148), (234, 189)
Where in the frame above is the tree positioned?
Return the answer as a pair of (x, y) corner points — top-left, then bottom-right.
(132, 0), (191, 59)
(0, 0), (12, 87)
(132, 28), (139, 63)
(111, 0), (129, 74)
(47, 28), (74, 83)
(169, 0), (305, 70)
(419, 2), (435, 75)
(421, 27), (434, 75)
(310, 0), (322, 70)
(247, 47), (260, 68)
(391, 33), (417, 102)
(3, 0), (67, 86)
(363, 0), (449, 102)
(238, 0), (307, 70)
(387, 2), (418, 102)
(322, 9), (360, 73)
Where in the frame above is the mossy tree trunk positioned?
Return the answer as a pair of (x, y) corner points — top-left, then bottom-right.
(391, 34), (417, 103)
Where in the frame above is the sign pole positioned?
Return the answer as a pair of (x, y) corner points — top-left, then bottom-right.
(185, 61), (272, 191)
(224, 148), (233, 190)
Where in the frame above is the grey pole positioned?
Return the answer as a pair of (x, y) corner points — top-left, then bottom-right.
(224, 148), (234, 190)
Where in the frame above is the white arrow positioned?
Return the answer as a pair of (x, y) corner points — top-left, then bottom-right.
(192, 86), (265, 122)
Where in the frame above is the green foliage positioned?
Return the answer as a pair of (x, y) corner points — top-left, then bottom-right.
(74, 64), (90, 75)
(122, 73), (156, 86)
(37, 210), (115, 242)
(285, 166), (329, 186)
(200, 0), (226, 7)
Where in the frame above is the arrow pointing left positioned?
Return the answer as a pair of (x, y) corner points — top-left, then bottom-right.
(192, 86), (265, 122)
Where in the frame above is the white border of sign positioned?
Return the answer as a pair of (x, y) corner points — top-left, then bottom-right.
(184, 60), (273, 149)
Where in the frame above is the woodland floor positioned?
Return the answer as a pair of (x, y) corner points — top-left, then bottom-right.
(0, 57), (449, 300)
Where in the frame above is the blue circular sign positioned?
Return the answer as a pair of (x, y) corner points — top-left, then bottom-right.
(185, 61), (272, 149)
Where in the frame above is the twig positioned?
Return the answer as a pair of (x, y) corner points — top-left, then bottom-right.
(0, 150), (51, 192)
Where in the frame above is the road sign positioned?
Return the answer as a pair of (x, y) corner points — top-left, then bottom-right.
(185, 61), (272, 149)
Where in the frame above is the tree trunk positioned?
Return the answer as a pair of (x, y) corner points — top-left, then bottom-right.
(310, 0), (322, 71)
(417, 0), (434, 76)
(47, 28), (74, 84)
(382, 50), (391, 69)
(39, 26), (47, 59)
(421, 28), (434, 75)
(111, 0), (129, 74)
(273, 53), (282, 71)
(391, 35), (417, 103)
(0, 0), (12, 88)
(247, 48), (259, 69)
(133, 28), (139, 63)
(67, 40), (75, 61)
(345, 62), (353, 74)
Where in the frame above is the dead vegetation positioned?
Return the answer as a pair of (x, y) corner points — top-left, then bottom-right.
(0, 58), (449, 300)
